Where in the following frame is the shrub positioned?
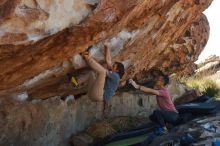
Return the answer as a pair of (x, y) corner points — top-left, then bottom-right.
(203, 83), (220, 98)
(180, 77), (220, 98)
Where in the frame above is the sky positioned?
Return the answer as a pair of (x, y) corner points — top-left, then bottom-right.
(196, 0), (220, 63)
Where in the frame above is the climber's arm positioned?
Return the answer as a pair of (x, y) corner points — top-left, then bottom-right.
(104, 43), (112, 69)
(129, 79), (160, 96)
(139, 86), (160, 96)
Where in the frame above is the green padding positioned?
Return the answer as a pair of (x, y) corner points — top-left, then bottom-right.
(105, 134), (148, 146)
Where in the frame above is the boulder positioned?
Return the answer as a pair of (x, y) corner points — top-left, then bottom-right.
(0, 92), (157, 146)
(0, 0), (212, 98)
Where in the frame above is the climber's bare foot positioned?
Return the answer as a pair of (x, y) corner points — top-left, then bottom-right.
(81, 51), (89, 58)
(103, 42), (109, 48)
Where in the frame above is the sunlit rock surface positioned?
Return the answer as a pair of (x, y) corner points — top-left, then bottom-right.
(196, 55), (220, 86)
(0, 0), (212, 98)
(196, 55), (220, 75)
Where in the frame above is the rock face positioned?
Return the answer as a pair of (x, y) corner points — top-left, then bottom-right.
(196, 55), (220, 76)
(0, 0), (99, 44)
(196, 55), (220, 86)
(0, 0), (212, 98)
(0, 92), (158, 146)
(0, 78), (189, 146)
(0, 0), (213, 146)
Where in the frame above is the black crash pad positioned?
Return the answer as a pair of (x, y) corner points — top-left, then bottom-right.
(177, 101), (220, 114)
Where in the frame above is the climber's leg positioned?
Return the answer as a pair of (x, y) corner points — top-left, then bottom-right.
(103, 101), (110, 119)
(86, 71), (106, 101)
(83, 54), (107, 74)
(83, 55), (106, 101)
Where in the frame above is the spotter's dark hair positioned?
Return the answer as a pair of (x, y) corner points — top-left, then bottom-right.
(161, 74), (169, 85)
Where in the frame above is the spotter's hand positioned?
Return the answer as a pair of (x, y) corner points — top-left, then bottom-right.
(129, 79), (140, 89)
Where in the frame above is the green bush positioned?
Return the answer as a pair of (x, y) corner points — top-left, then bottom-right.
(180, 77), (220, 98)
(203, 83), (220, 98)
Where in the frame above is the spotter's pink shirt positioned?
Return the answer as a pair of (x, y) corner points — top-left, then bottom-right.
(156, 88), (178, 113)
